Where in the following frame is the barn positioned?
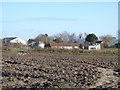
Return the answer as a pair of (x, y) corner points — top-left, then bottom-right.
(3, 37), (27, 45)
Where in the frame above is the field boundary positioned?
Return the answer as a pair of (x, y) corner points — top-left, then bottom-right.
(0, 49), (119, 56)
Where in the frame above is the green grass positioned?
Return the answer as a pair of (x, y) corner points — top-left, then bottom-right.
(1, 49), (119, 56)
(27, 50), (119, 56)
(0, 50), (18, 53)
(51, 51), (119, 56)
(0, 49), (22, 53)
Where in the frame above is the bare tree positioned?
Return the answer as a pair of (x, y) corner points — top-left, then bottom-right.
(35, 34), (43, 42)
(99, 35), (114, 41)
(53, 31), (78, 43)
(68, 33), (77, 43)
(54, 31), (69, 42)
(35, 34), (52, 44)
(79, 33), (83, 38)
(60, 31), (70, 42)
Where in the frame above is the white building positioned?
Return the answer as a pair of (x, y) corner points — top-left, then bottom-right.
(34, 42), (45, 48)
(3, 37), (27, 45)
(27, 39), (36, 46)
(84, 44), (101, 50)
(88, 44), (101, 50)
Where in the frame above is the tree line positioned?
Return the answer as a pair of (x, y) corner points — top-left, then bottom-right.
(35, 31), (117, 45)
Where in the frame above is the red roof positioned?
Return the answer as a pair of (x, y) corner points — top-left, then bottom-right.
(96, 40), (110, 44)
(103, 41), (110, 44)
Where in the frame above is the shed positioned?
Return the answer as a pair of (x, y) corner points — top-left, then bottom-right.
(34, 42), (45, 48)
(28, 39), (36, 46)
(84, 44), (101, 50)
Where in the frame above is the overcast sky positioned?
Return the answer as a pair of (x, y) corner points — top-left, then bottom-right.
(1, 2), (118, 41)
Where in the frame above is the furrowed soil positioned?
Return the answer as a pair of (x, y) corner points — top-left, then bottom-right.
(1, 52), (119, 88)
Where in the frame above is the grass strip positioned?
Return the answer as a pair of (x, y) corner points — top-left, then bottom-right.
(1, 49), (119, 56)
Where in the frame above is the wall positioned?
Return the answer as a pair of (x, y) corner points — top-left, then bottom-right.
(88, 44), (101, 50)
(10, 38), (27, 45)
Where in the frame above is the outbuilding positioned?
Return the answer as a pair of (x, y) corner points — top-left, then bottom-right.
(3, 37), (27, 45)
(84, 44), (101, 50)
(34, 42), (45, 48)
(28, 39), (36, 46)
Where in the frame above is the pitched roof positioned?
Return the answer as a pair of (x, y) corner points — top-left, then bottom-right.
(103, 41), (110, 44)
(28, 39), (36, 43)
(28, 38), (35, 40)
(3, 37), (17, 40)
(95, 41), (103, 43)
(96, 40), (110, 44)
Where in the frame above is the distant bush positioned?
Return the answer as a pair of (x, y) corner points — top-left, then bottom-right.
(0, 39), (2, 50)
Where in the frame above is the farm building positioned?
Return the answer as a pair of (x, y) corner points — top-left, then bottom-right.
(103, 41), (110, 44)
(95, 40), (110, 44)
(50, 43), (79, 49)
(84, 44), (101, 50)
(95, 40), (111, 47)
(34, 42), (45, 48)
(28, 39), (36, 46)
(3, 37), (27, 45)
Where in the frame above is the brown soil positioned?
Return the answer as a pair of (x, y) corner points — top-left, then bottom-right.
(1, 52), (119, 88)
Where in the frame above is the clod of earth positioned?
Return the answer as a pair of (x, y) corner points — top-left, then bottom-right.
(2, 52), (119, 88)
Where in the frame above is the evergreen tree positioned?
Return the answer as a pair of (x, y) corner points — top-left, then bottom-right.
(85, 33), (98, 43)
